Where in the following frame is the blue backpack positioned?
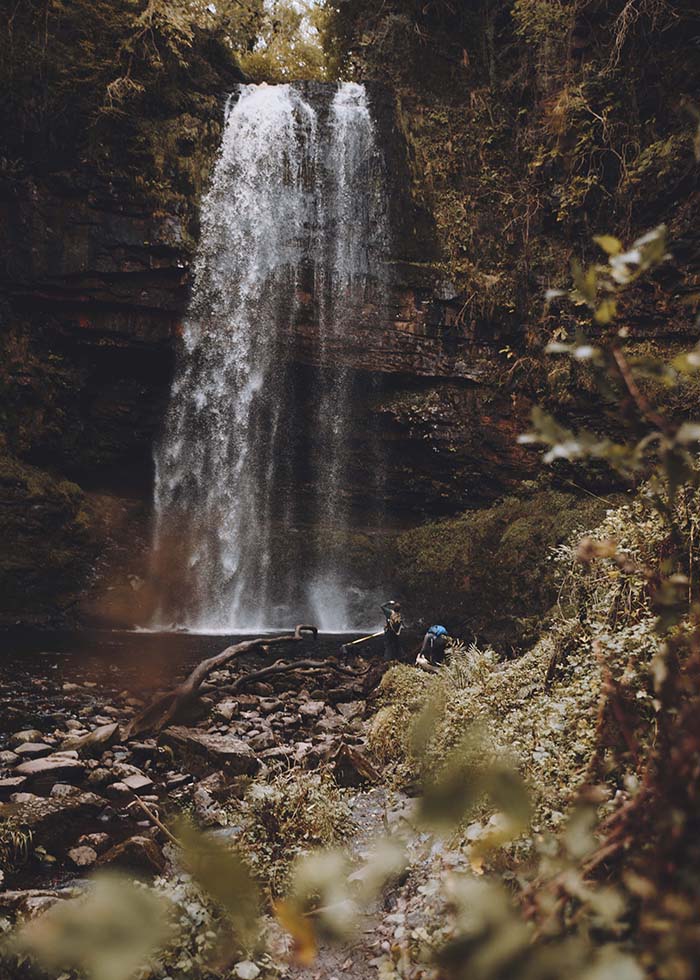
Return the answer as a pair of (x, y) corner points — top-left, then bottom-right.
(428, 624), (448, 637)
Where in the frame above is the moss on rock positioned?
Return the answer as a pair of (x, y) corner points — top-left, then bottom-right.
(393, 486), (619, 650)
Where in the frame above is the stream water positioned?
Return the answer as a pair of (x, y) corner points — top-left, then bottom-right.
(0, 628), (361, 737)
(152, 82), (391, 634)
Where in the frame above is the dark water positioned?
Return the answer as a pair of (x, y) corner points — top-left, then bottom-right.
(0, 628), (368, 738)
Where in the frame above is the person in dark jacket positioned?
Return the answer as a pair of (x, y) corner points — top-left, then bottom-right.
(381, 600), (403, 661)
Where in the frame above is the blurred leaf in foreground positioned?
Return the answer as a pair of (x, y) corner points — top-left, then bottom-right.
(276, 849), (357, 964)
(7, 872), (172, 980)
(176, 818), (260, 951)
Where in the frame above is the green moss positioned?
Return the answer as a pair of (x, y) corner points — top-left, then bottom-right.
(232, 769), (354, 897)
(393, 487), (617, 650)
(367, 664), (434, 784)
(326, 1), (700, 343)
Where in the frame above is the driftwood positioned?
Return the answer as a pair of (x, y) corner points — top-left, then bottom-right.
(123, 624), (318, 738)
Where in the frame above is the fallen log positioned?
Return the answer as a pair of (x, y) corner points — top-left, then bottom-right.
(122, 625), (318, 738)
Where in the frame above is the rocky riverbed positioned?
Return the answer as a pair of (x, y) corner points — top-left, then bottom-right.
(0, 630), (472, 979)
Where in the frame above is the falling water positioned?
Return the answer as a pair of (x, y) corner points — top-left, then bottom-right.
(152, 82), (390, 631)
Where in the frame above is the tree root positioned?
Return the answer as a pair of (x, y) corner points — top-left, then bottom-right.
(204, 657), (370, 699)
(122, 625), (318, 738)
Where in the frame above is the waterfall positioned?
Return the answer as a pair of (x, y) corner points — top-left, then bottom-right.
(152, 82), (390, 632)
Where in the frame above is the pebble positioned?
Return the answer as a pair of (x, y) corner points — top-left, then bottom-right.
(67, 845), (97, 868)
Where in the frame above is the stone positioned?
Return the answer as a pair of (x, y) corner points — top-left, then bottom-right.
(112, 762), (147, 781)
(258, 698), (283, 715)
(162, 727), (258, 775)
(14, 754), (86, 789)
(249, 730), (276, 752)
(259, 746), (295, 762)
(67, 845), (98, 868)
(279, 713), (302, 730)
(0, 888), (81, 918)
(9, 729), (43, 748)
(0, 793), (105, 849)
(104, 781), (133, 802)
(196, 771), (230, 800)
(299, 700), (326, 720)
(86, 767), (114, 788)
(77, 832), (111, 853)
(0, 776), (27, 799)
(234, 962), (260, 979)
(0, 750), (19, 767)
(60, 722), (120, 756)
(336, 701), (366, 720)
(314, 713), (344, 735)
(14, 742), (53, 759)
(213, 699), (239, 721)
(249, 682), (274, 697)
(293, 742), (314, 764)
(328, 741), (381, 787)
(50, 783), (83, 799)
(98, 835), (167, 876)
(129, 740), (158, 760)
(121, 773), (154, 794)
(165, 772), (192, 790)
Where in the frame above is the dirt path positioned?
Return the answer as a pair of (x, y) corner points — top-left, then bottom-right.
(281, 788), (398, 980)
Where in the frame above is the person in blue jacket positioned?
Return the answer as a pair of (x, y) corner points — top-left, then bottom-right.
(417, 624), (449, 667)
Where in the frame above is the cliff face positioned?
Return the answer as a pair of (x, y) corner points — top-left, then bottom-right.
(0, 0), (247, 623)
(0, 41), (535, 626)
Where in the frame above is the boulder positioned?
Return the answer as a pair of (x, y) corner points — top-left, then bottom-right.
(162, 727), (258, 775)
(0, 750), (19, 768)
(14, 754), (85, 790)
